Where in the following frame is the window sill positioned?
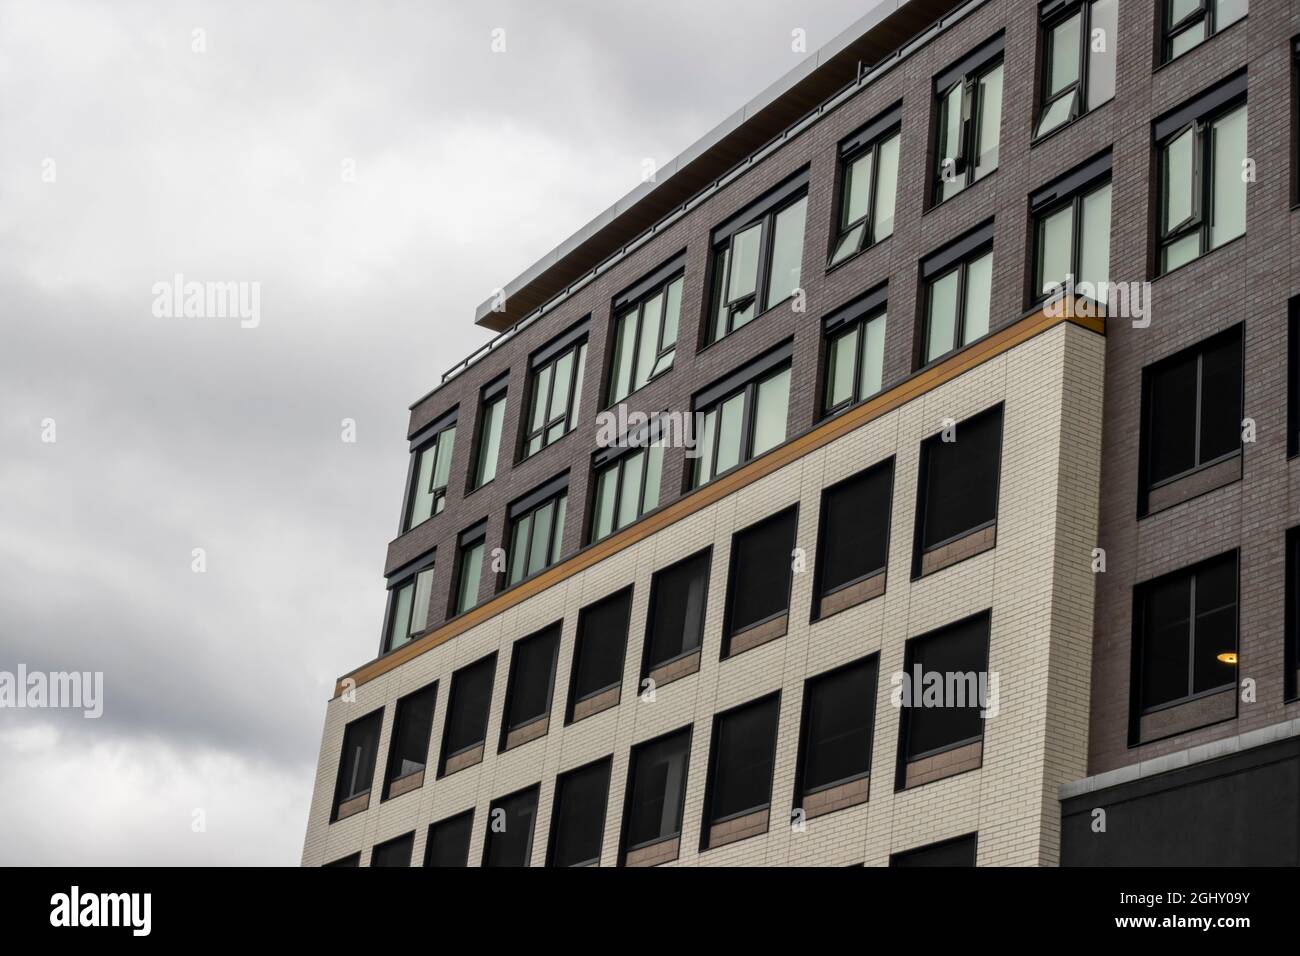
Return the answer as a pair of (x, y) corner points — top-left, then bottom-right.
(724, 613), (788, 658)
(815, 571), (885, 620)
(332, 791), (370, 823)
(801, 774), (870, 820)
(440, 743), (485, 777)
(915, 524), (996, 579)
(1143, 453), (1241, 517)
(1136, 686), (1236, 746)
(646, 648), (701, 690)
(569, 684), (621, 724)
(383, 769), (425, 802)
(902, 739), (983, 790)
(624, 835), (680, 867)
(704, 807), (770, 850)
(501, 715), (549, 753)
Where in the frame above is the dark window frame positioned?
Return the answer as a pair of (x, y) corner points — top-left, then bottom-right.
(606, 253), (686, 405)
(468, 375), (508, 493)
(1027, 153), (1112, 307)
(641, 547), (713, 678)
(1290, 298), (1300, 459)
(567, 586), (633, 721)
(381, 680), (438, 801)
(722, 505), (799, 655)
(498, 623), (562, 750)
(918, 221), (995, 369)
(424, 809), (474, 867)
(437, 652), (497, 777)
(379, 549), (436, 656)
(820, 284), (889, 418)
(370, 831), (415, 868)
(481, 784), (541, 868)
(930, 35), (1004, 207)
(700, 692), (782, 851)
(1287, 527), (1300, 703)
(689, 341), (793, 489)
(812, 459), (894, 618)
(1034, 0), (1116, 141)
(546, 756), (614, 868)
(618, 725), (693, 864)
(330, 707), (384, 823)
(1160, 0), (1248, 65)
(890, 832), (978, 866)
(448, 520), (487, 618)
(795, 655), (879, 804)
(828, 105), (902, 268)
(520, 320), (589, 460)
(401, 409), (458, 533)
(504, 474), (569, 588)
(588, 417), (665, 544)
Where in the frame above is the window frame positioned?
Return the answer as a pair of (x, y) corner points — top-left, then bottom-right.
(379, 550), (436, 655)
(449, 520), (487, 618)
(521, 321), (589, 460)
(828, 106), (902, 268)
(1034, 0), (1117, 141)
(918, 221), (995, 368)
(795, 655), (879, 804)
(381, 680), (438, 801)
(706, 170), (809, 344)
(1028, 152), (1113, 307)
(437, 652), (497, 777)
(1286, 527), (1300, 703)
(481, 784), (541, 868)
(424, 809), (474, 867)
(498, 623), (562, 750)
(930, 35), (1005, 206)
(641, 547), (713, 679)
(721, 504), (799, 654)
(546, 756), (613, 868)
(370, 831), (415, 868)
(330, 707), (383, 823)
(1161, 0), (1248, 65)
(700, 693), (781, 851)
(469, 375), (508, 492)
(566, 586), (633, 721)
(1289, 297), (1299, 459)
(690, 341), (793, 488)
(504, 473), (569, 588)
(812, 458), (894, 618)
(401, 411), (457, 532)
(606, 253), (686, 405)
(618, 725), (693, 864)
(820, 284), (889, 418)
(588, 417), (665, 543)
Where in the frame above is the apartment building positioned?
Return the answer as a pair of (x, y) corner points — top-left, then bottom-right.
(302, 0), (1300, 867)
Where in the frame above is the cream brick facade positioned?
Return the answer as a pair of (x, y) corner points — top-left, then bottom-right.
(301, 321), (1105, 867)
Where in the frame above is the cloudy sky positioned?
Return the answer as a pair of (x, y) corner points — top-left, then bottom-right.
(0, 0), (871, 865)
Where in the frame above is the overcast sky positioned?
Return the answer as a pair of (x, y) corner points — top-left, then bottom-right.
(0, 0), (873, 865)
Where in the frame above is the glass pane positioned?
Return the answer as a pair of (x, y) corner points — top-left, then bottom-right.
(1079, 182), (1112, 302)
(1209, 105), (1247, 250)
(926, 270), (960, 363)
(873, 133), (899, 240)
(727, 224), (762, 303)
(1036, 204), (1075, 297)
(634, 294), (663, 392)
(963, 251), (993, 345)
(1215, 0), (1247, 31)
(1087, 0), (1117, 108)
(476, 397), (505, 487)
(765, 196), (807, 310)
(1047, 13), (1082, 97)
(661, 277), (682, 348)
(1035, 90), (1076, 139)
(509, 518), (529, 585)
(411, 567), (434, 636)
(711, 247), (730, 342)
(530, 365), (552, 432)
(643, 442), (663, 513)
(730, 300), (755, 332)
(616, 451), (645, 530)
(609, 310), (636, 403)
(1163, 233), (1201, 273)
(695, 408), (717, 486)
(859, 313), (886, 400)
(409, 445), (436, 527)
(527, 502), (554, 577)
(752, 368), (790, 456)
(829, 223), (865, 266)
(592, 466), (616, 542)
(1149, 353), (1199, 482)
(974, 64), (1002, 179)
(432, 427), (455, 490)
(937, 82), (964, 201)
(389, 583), (413, 650)
(548, 352), (574, 423)
(569, 344), (586, 424)
(1169, 0), (1200, 21)
(1169, 21), (1206, 59)
(552, 497), (566, 564)
(457, 543), (483, 613)
(843, 151), (873, 226)
(715, 393), (745, 474)
(650, 348), (675, 379)
(826, 326), (859, 411)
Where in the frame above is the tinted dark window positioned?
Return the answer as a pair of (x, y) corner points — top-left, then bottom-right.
(332, 709), (382, 819)
(440, 654), (495, 769)
(624, 728), (691, 855)
(817, 461), (892, 606)
(1136, 552), (1238, 712)
(483, 786), (539, 867)
(503, 625), (560, 736)
(800, 657), (877, 795)
(891, 833), (977, 866)
(370, 832), (414, 868)
(424, 811), (474, 867)
(901, 614), (990, 760)
(1288, 527), (1300, 702)
(726, 507), (798, 642)
(916, 405), (1002, 554)
(705, 695), (780, 833)
(548, 758), (612, 867)
(324, 853), (360, 867)
(383, 682), (437, 796)
(644, 550), (710, 671)
(570, 589), (631, 708)
(1143, 326), (1242, 495)
(1289, 299), (1299, 458)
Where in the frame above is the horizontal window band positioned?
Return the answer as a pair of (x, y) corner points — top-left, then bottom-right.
(822, 282), (889, 334)
(1152, 70), (1247, 142)
(458, 520), (488, 547)
(693, 339), (795, 410)
(481, 372), (509, 403)
(344, 305), (1105, 699)
(1029, 151), (1113, 212)
(839, 102), (903, 157)
(933, 32), (1004, 93)
(710, 167), (810, 245)
(508, 471), (570, 519)
(920, 219), (996, 280)
(612, 251), (688, 312)
(529, 318), (590, 369)
(387, 548), (436, 587)
(408, 407), (458, 448)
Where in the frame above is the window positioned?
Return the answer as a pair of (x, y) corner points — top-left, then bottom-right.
(691, 342), (792, 487)
(500, 624), (561, 751)
(403, 413), (456, 530)
(796, 657), (878, 815)
(568, 588), (631, 722)
(1290, 298), (1299, 458)
(324, 853), (360, 867)
(643, 549), (711, 681)
(701, 694), (779, 850)
(724, 506), (798, 655)
(608, 255), (684, 403)
(1035, 0), (1117, 139)
(548, 757), (612, 867)
(382, 681), (437, 800)
(438, 653), (496, 776)
(621, 727), (691, 865)
(890, 833), (977, 866)
(932, 36), (1003, 205)
(1162, 0), (1248, 63)
(829, 107), (901, 266)
(814, 460), (893, 617)
(331, 708), (382, 822)
(898, 613), (990, 788)
(1139, 325), (1242, 514)
(1133, 553), (1238, 717)
(424, 810), (474, 867)
(590, 423), (664, 542)
(482, 785), (540, 868)
(1030, 154), (1112, 305)
(1286, 528), (1300, 702)
(914, 405), (1002, 577)
(505, 474), (567, 586)
(523, 322), (588, 458)
(822, 285), (887, 416)
(370, 832), (414, 868)
(1155, 73), (1247, 275)
(450, 521), (486, 616)
(707, 171), (808, 342)
(471, 376), (507, 490)
(920, 221), (994, 365)
(381, 551), (435, 653)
